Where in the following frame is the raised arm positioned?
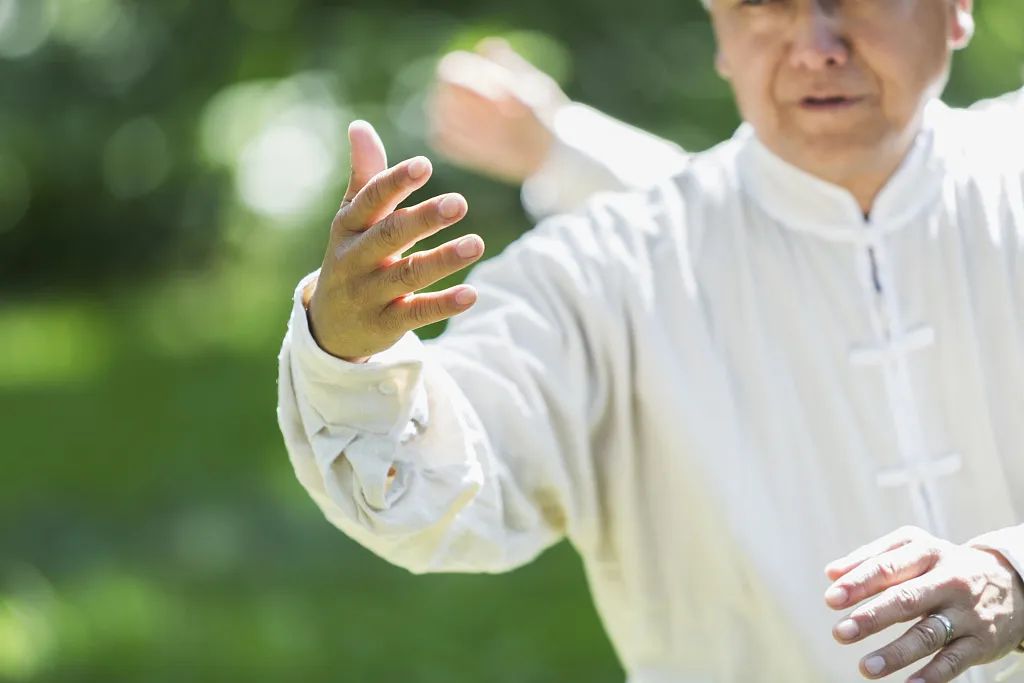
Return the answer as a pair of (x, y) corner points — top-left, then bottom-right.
(428, 38), (688, 221)
(278, 121), (623, 573)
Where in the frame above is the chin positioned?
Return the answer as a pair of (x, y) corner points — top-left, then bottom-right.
(776, 124), (903, 180)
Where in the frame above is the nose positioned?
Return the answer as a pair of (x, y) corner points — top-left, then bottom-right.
(788, 1), (850, 71)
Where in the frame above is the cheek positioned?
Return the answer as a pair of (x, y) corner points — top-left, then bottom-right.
(861, 25), (949, 119)
(736, 69), (778, 125)
(870, 5), (950, 83)
(719, 40), (783, 125)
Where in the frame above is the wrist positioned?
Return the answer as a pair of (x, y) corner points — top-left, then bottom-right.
(301, 273), (371, 364)
(974, 546), (1024, 652)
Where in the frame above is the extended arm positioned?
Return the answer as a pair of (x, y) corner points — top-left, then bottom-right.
(428, 39), (689, 221)
(277, 123), (632, 574)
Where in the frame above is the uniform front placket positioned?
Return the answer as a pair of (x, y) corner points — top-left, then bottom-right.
(848, 228), (987, 683)
(846, 226), (961, 540)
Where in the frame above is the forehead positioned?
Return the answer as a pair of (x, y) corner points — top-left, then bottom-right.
(708, 0), (953, 29)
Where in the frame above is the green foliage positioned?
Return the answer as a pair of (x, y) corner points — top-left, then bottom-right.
(0, 0), (1021, 680)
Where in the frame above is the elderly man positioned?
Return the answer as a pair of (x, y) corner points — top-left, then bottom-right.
(276, 0), (1024, 681)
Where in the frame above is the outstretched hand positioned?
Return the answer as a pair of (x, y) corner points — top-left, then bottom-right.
(305, 121), (485, 363)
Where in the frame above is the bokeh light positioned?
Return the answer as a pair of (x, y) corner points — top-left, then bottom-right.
(0, 0), (56, 59)
(201, 74), (347, 219)
(102, 118), (171, 199)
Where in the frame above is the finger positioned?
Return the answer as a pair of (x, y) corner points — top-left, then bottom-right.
(825, 526), (925, 581)
(856, 614), (954, 680)
(352, 193), (468, 268)
(833, 575), (951, 644)
(436, 50), (516, 100)
(342, 120), (388, 205)
(475, 37), (540, 77)
(824, 540), (939, 609)
(906, 635), (984, 683)
(339, 156), (434, 234)
(377, 234), (485, 300)
(382, 285), (478, 332)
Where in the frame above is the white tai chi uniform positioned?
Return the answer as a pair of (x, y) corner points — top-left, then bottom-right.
(277, 90), (1024, 682)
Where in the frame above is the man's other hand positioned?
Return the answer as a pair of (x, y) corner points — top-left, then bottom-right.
(427, 38), (568, 184)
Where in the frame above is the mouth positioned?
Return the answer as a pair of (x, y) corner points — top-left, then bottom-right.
(799, 95), (865, 110)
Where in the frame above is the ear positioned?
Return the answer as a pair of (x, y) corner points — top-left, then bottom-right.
(949, 0), (974, 51)
(715, 49), (732, 81)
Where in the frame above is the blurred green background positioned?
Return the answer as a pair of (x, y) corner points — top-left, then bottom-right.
(0, 1), (1021, 681)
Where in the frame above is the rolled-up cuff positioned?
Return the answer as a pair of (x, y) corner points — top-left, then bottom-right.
(288, 269), (428, 438)
(968, 524), (1024, 585)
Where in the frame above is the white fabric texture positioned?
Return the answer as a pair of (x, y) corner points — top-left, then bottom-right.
(277, 89), (1024, 683)
(520, 102), (689, 220)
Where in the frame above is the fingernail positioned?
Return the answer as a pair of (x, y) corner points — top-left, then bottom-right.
(456, 236), (481, 259)
(454, 287), (475, 306)
(408, 157), (430, 179)
(836, 619), (859, 640)
(908, 678), (925, 683)
(825, 585), (848, 606)
(439, 195), (463, 219)
(863, 655), (885, 675)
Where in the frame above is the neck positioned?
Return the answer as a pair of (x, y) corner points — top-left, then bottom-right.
(827, 155), (908, 218)
(769, 116), (925, 218)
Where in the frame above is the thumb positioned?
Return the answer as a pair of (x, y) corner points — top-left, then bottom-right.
(342, 120), (388, 206)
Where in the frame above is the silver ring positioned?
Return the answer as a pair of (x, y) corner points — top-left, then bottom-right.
(927, 613), (954, 646)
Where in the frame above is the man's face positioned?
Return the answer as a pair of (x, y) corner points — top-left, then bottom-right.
(710, 0), (972, 182)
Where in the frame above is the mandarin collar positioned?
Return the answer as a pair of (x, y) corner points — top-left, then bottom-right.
(734, 99), (949, 245)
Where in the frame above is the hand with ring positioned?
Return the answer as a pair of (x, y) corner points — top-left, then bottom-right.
(823, 525), (1024, 682)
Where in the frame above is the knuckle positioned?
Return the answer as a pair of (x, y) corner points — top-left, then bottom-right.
(913, 620), (945, 651)
(876, 560), (899, 583)
(363, 173), (387, 208)
(935, 648), (964, 676)
(414, 297), (445, 325)
(859, 609), (882, 635)
(376, 214), (404, 250)
(945, 574), (971, 595)
(395, 257), (420, 290)
(891, 586), (919, 616)
(886, 641), (914, 668)
(332, 236), (356, 264)
(378, 303), (404, 335)
(420, 202), (439, 231)
(331, 206), (348, 232)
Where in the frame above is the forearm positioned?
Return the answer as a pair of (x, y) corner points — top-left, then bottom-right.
(522, 102), (689, 220)
(277, 272), (564, 574)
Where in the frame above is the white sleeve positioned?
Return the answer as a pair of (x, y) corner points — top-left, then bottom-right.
(521, 102), (689, 220)
(965, 85), (1024, 114)
(950, 86), (1024, 184)
(277, 201), (638, 574)
(968, 525), (1024, 585)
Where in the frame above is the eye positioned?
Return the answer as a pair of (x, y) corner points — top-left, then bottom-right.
(739, 0), (776, 6)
